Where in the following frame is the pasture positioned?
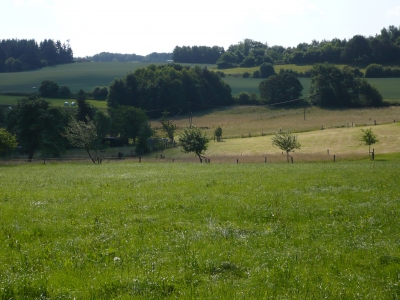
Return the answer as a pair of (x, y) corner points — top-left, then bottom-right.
(1, 162), (399, 299)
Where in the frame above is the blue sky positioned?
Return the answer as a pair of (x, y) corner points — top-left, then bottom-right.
(1, 0), (400, 57)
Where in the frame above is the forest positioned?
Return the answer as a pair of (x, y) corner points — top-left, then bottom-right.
(0, 39), (73, 72)
(172, 25), (400, 68)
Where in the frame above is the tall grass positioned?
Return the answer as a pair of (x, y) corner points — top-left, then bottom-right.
(1, 162), (399, 298)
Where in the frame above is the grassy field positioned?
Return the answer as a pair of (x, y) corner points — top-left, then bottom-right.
(1, 162), (399, 298)
(167, 105), (400, 138)
(0, 62), (215, 94)
(1, 62), (400, 100)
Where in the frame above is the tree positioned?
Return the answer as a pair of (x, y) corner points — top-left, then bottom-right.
(259, 73), (303, 105)
(76, 89), (96, 122)
(259, 62), (275, 78)
(271, 130), (301, 163)
(60, 116), (100, 163)
(6, 98), (68, 160)
(159, 111), (178, 143)
(93, 110), (111, 140)
(57, 85), (72, 98)
(92, 86), (108, 100)
(0, 128), (18, 158)
(108, 106), (147, 145)
(214, 126), (222, 142)
(179, 127), (209, 162)
(309, 63), (383, 107)
(135, 122), (155, 155)
(39, 80), (59, 98)
(361, 128), (378, 159)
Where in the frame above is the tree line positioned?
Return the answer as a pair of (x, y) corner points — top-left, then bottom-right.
(90, 52), (172, 63)
(0, 39), (73, 72)
(172, 25), (400, 69)
(172, 46), (225, 64)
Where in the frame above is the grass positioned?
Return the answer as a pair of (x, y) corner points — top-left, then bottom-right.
(0, 62), (215, 94)
(166, 105), (400, 139)
(1, 161), (399, 298)
(1, 63), (400, 100)
(0, 94), (108, 109)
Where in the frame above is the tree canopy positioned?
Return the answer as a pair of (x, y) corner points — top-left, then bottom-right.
(0, 38), (73, 72)
(0, 128), (18, 158)
(259, 73), (303, 105)
(309, 63), (383, 107)
(107, 64), (233, 117)
(271, 130), (301, 163)
(6, 98), (68, 160)
(179, 127), (209, 162)
(61, 116), (100, 163)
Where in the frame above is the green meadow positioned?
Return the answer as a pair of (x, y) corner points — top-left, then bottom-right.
(1, 162), (399, 299)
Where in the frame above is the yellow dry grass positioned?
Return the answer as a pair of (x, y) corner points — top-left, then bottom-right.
(158, 106), (400, 139)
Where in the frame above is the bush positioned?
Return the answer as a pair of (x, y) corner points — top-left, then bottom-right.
(365, 64), (384, 78)
(259, 63), (275, 78)
(252, 70), (260, 78)
(242, 72), (250, 78)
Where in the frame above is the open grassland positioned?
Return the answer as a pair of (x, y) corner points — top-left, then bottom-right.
(0, 162), (399, 299)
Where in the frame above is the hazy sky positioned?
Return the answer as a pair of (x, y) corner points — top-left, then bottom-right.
(2, 0), (400, 57)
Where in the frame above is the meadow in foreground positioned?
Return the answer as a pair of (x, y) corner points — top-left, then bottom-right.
(0, 162), (399, 299)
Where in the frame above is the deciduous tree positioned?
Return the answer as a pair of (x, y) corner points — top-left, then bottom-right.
(60, 116), (100, 163)
(6, 98), (68, 160)
(272, 130), (301, 163)
(259, 73), (303, 105)
(361, 128), (378, 158)
(0, 128), (18, 158)
(214, 126), (222, 142)
(179, 127), (209, 162)
(159, 111), (178, 143)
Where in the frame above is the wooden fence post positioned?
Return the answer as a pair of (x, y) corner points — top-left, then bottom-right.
(334, 155), (336, 162)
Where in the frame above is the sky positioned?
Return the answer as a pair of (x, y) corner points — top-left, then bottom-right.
(2, 0), (400, 57)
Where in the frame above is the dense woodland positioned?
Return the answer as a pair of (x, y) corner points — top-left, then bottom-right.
(172, 25), (400, 69)
(0, 39), (73, 72)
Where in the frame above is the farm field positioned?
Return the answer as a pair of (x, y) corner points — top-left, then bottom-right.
(168, 105), (400, 139)
(1, 162), (399, 298)
(1, 62), (400, 100)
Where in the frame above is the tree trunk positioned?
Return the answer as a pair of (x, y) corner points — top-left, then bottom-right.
(286, 151), (290, 163)
(28, 150), (35, 162)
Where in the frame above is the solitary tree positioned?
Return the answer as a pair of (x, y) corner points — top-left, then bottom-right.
(0, 128), (18, 158)
(60, 116), (100, 163)
(361, 128), (378, 159)
(214, 126), (222, 142)
(179, 127), (209, 162)
(272, 130), (301, 163)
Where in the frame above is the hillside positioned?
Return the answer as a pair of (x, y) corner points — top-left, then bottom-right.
(1, 63), (400, 101)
